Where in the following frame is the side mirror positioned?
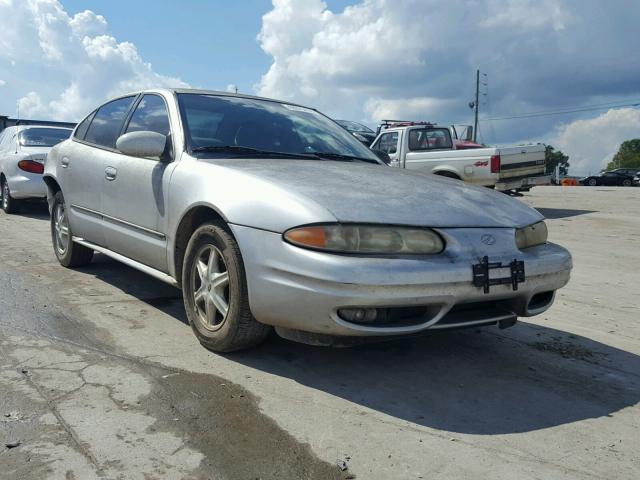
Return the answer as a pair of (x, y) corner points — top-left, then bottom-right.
(116, 131), (167, 159)
(372, 149), (391, 164)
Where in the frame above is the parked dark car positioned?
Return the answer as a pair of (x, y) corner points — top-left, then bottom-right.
(580, 170), (636, 186)
(608, 168), (640, 176)
(335, 120), (377, 146)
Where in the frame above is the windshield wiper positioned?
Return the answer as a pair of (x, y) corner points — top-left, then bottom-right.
(192, 145), (319, 160)
(304, 151), (379, 164)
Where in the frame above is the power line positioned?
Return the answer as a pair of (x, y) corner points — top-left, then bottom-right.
(482, 100), (640, 121)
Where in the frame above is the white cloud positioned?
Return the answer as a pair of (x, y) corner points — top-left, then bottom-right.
(257, 0), (640, 162)
(552, 108), (640, 176)
(365, 97), (456, 123)
(0, 0), (188, 121)
(0, 79), (6, 87)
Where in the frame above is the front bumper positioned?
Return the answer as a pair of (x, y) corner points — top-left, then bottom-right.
(230, 224), (572, 337)
(7, 173), (46, 200)
(495, 174), (551, 192)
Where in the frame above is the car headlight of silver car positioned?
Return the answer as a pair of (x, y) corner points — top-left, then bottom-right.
(284, 224), (445, 254)
(515, 221), (548, 249)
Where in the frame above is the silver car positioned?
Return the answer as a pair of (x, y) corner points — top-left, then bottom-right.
(0, 125), (72, 213)
(43, 89), (572, 351)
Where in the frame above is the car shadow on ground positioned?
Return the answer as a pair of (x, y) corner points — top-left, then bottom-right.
(535, 207), (596, 219)
(75, 254), (188, 325)
(5, 201), (49, 220)
(74, 256), (640, 436)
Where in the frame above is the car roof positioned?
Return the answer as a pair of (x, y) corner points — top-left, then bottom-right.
(131, 88), (317, 112)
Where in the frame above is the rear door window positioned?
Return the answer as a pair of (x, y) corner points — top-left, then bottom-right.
(84, 96), (136, 148)
(408, 128), (453, 151)
(125, 95), (171, 136)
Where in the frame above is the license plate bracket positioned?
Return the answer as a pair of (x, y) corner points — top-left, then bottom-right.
(472, 256), (525, 294)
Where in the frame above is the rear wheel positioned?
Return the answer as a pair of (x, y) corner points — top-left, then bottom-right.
(51, 191), (94, 267)
(182, 222), (270, 352)
(1, 177), (21, 214)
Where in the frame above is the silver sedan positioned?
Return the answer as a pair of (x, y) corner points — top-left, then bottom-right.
(44, 89), (572, 351)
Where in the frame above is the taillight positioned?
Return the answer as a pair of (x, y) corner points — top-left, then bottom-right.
(18, 160), (44, 174)
(490, 155), (501, 173)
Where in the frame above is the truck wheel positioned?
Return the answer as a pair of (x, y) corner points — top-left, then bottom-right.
(51, 191), (94, 267)
(182, 221), (270, 352)
(1, 177), (21, 214)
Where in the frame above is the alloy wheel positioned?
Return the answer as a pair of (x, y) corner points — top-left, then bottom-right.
(191, 245), (230, 331)
(53, 201), (70, 255)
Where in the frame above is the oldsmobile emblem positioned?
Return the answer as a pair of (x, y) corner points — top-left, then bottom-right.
(481, 234), (496, 245)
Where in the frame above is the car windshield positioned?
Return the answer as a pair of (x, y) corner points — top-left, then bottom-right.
(336, 120), (374, 133)
(178, 94), (379, 162)
(18, 128), (72, 147)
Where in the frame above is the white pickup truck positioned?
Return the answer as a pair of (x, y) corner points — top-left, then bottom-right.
(370, 122), (550, 191)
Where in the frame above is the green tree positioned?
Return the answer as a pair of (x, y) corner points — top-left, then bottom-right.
(606, 139), (640, 171)
(545, 145), (570, 175)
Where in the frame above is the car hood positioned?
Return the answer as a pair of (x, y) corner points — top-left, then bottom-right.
(208, 158), (544, 229)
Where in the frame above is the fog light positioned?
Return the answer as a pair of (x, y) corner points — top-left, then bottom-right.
(338, 308), (378, 324)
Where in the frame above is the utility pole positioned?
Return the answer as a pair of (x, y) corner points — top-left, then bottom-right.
(473, 69), (479, 142)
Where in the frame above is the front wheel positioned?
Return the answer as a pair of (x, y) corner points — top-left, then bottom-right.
(1, 178), (21, 214)
(622, 179), (632, 187)
(587, 178), (598, 186)
(182, 222), (270, 352)
(51, 191), (94, 267)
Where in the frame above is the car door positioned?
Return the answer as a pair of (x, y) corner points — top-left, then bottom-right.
(65, 96), (137, 246)
(601, 172), (617, 185)
(372, 131), (401, 166)
(101, 94), (175, 272)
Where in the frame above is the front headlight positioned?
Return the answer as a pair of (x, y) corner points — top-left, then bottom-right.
(515, 221), (548, 249)
(284, 224), (445, 254)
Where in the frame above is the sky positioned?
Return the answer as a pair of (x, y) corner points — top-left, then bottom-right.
(0, 0), (638, 175)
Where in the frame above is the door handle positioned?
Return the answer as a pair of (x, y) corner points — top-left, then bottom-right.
(61, 158), (70, 168)
(105, 166), (117, 181)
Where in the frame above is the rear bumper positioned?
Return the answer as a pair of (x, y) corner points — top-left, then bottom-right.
(230, 224), (572, 338)
(6, 173), (47, 199)
(496, 175), (550, 191)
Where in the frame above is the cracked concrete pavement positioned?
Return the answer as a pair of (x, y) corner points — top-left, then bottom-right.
(1, 186), (639, 479)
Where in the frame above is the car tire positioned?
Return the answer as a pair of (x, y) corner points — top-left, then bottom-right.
(50, 191), (94, 267)
(622, 179), (632, 187)
(1, 177), (21, 214)
(587, 179), (597, 186)
(182, 221), (270, 352)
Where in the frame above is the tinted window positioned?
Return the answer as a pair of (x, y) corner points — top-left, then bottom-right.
(84, 96), (136, 148)
(178, 94), (378, 161)
(19, 128), (72, 147)
(75, 111), (96, 140)
(375, 132), (399, 154)
(125, 95), (170, 136)
(336, 120), (374, 133)
(408, 128), (453, 151)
